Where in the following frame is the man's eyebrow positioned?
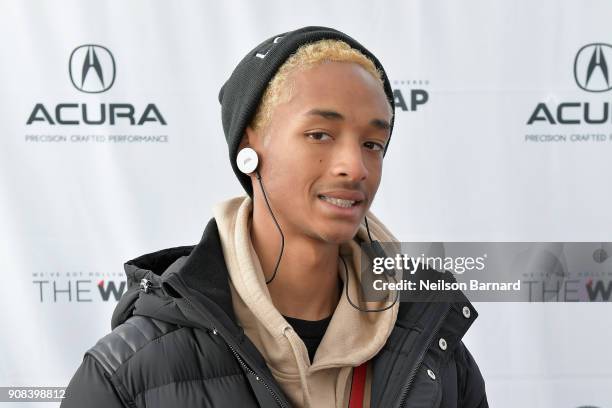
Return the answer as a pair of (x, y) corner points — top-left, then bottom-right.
(305, 109), (391, 131)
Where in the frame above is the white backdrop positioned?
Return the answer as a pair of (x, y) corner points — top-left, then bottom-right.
(1, 1), (611, 407)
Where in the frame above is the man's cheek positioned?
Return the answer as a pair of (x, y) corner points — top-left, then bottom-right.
(273, 177), (304, 212)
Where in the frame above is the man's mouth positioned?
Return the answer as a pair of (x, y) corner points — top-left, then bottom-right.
(317, 194), (363, 208)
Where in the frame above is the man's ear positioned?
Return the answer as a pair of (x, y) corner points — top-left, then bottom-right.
(238, 134), (250, 151)
(241, 125), (262, 151)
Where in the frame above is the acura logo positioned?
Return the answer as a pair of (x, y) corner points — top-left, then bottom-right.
(574, 43), (612, 93)
(69, 45), (116, 93)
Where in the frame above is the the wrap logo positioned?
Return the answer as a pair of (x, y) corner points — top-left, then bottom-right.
(392, 79), (430, 112)
(69, 44), (116, 93)
(32, 278), (127, 302)
(574, 43), (612, 93)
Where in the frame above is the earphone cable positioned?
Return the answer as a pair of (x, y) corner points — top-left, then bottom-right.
(341, 216), (399, 313)
(256, 170), (285, 284)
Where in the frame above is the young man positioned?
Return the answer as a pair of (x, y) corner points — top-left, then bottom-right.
(62, 26), (487, 407)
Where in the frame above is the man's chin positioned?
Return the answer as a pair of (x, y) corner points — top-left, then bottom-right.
(315, 224), (361, 245)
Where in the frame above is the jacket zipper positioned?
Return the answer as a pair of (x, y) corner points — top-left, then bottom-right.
(176, 286), (289, 408)
(215, 327), (287, 408)
(140, 278), (288, 407)
(397, 304), (451, 408)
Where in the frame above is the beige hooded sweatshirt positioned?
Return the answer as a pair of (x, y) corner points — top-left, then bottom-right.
(213, 196), (399, 408)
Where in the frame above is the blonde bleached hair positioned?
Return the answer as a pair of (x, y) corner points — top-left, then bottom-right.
(249, 39), (392, 133)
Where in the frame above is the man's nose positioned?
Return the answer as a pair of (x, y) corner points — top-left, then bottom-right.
(331, 141), (368, 182)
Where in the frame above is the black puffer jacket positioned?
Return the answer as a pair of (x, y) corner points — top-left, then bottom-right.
(61, 218), (488, 407)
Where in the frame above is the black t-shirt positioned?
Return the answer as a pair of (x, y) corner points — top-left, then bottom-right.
(283, 314), (333, 363)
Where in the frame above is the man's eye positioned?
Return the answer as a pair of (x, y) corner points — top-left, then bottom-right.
(364, 141), (384, 151)
(306, 132), (332, 141)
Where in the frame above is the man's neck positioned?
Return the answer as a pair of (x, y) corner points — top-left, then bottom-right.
(250, 200), (342, 321)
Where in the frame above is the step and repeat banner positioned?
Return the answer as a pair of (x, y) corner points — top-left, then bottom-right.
(1, 0), (611, 407)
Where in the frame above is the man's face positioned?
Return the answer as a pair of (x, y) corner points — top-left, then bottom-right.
(248, 61), (392, 244)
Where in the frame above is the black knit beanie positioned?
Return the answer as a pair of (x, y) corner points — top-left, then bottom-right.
(218, 26), (396, 197)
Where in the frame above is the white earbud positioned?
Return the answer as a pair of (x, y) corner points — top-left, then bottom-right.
(236, 147), (259, 174)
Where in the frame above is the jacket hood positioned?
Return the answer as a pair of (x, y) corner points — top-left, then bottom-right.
(110, 216), (241, 333)
(111, 246), (193, 330)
